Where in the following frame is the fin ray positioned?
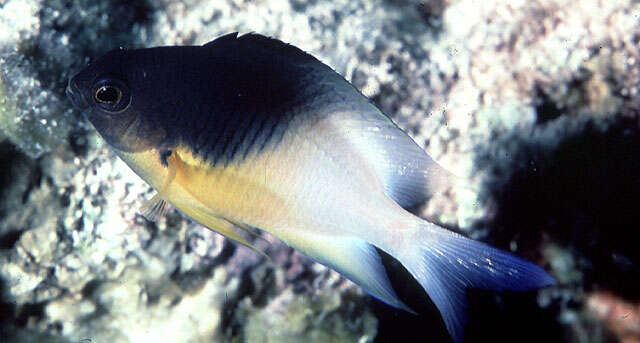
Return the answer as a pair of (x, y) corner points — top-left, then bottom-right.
(184, 205), (267, 258)
(282, 231), (411, 312)
(384, 220), (555, 343)
(328, 111), (457, 209)
(141, 195), (172, 222)
(139, 149), (179, 222)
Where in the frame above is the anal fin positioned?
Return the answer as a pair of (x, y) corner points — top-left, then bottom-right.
(184, 205), (268, 259)
(283, 231), (411, 312)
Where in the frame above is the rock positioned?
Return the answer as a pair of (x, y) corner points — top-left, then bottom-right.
(236, 286), (377, 343)
(1, 0), (640, 342)
(587, 292), (640, 342)
(0, 0), (154, 158)
(44, 266), (235, 343)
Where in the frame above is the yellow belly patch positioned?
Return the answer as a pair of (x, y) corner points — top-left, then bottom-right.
(117, 145), (291, 251)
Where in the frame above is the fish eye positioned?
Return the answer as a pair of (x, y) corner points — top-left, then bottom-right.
(92, 77), (131, 113)
(95, 85), (121, 104)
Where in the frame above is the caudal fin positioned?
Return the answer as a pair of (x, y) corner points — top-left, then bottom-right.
(388, 220), (555, 343)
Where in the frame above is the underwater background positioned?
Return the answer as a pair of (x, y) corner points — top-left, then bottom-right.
(1, 0), (639, 342)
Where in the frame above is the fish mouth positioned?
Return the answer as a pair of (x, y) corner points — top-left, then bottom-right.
(66, 77), (89, 110)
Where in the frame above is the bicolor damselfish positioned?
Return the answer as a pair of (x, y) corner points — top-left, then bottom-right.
(66, 33), (554, 343)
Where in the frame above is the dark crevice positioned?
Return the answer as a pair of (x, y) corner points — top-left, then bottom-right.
(169, 265), (214, 294)
(20, 166), (42, 205)
(374, 247), (450, 343)
(0, 276), (17, 332)
(220, 291), (242, 340)
(534, 85), (565, 124)
(14, 301), (47, 327)
(416, 0), (445, 29)
(0, 230), (23, 250)
(0, 141), (39, 223)
(80, 279), (103, 298)
(0, 143), (26, 207)
(478, 116), (640, 300)
(68, 129), (89, 157)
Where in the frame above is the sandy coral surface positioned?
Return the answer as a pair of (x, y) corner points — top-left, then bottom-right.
(1, 0), (639, 342)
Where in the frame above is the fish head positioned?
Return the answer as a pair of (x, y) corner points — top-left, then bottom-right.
(66, 48), (175, 153)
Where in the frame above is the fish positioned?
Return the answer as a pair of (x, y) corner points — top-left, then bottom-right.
(66, 32), (555, 342)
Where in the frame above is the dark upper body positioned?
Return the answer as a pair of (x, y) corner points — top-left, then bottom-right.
(67, 32), (455, 211)
(67, 33), (357, 165)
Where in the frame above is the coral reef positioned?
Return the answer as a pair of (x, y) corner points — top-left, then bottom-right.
(1, 0), (639, 342)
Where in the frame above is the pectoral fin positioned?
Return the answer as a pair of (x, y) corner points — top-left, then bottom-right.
(141, 195), (172, 221)
(140, 149), (179, 221)
(138, 148), (267, 256)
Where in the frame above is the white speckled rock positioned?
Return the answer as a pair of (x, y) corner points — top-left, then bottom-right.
(1, 0), (640, 342)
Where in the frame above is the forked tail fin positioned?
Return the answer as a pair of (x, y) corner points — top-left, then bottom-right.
(386, 220), (555, 343)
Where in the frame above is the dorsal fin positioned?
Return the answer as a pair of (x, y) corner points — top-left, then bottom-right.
(201, 33), (458, 208)
(202, 32), (238, 47)
(327, 107), (458, 209)
(201, 32), (318, 64)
